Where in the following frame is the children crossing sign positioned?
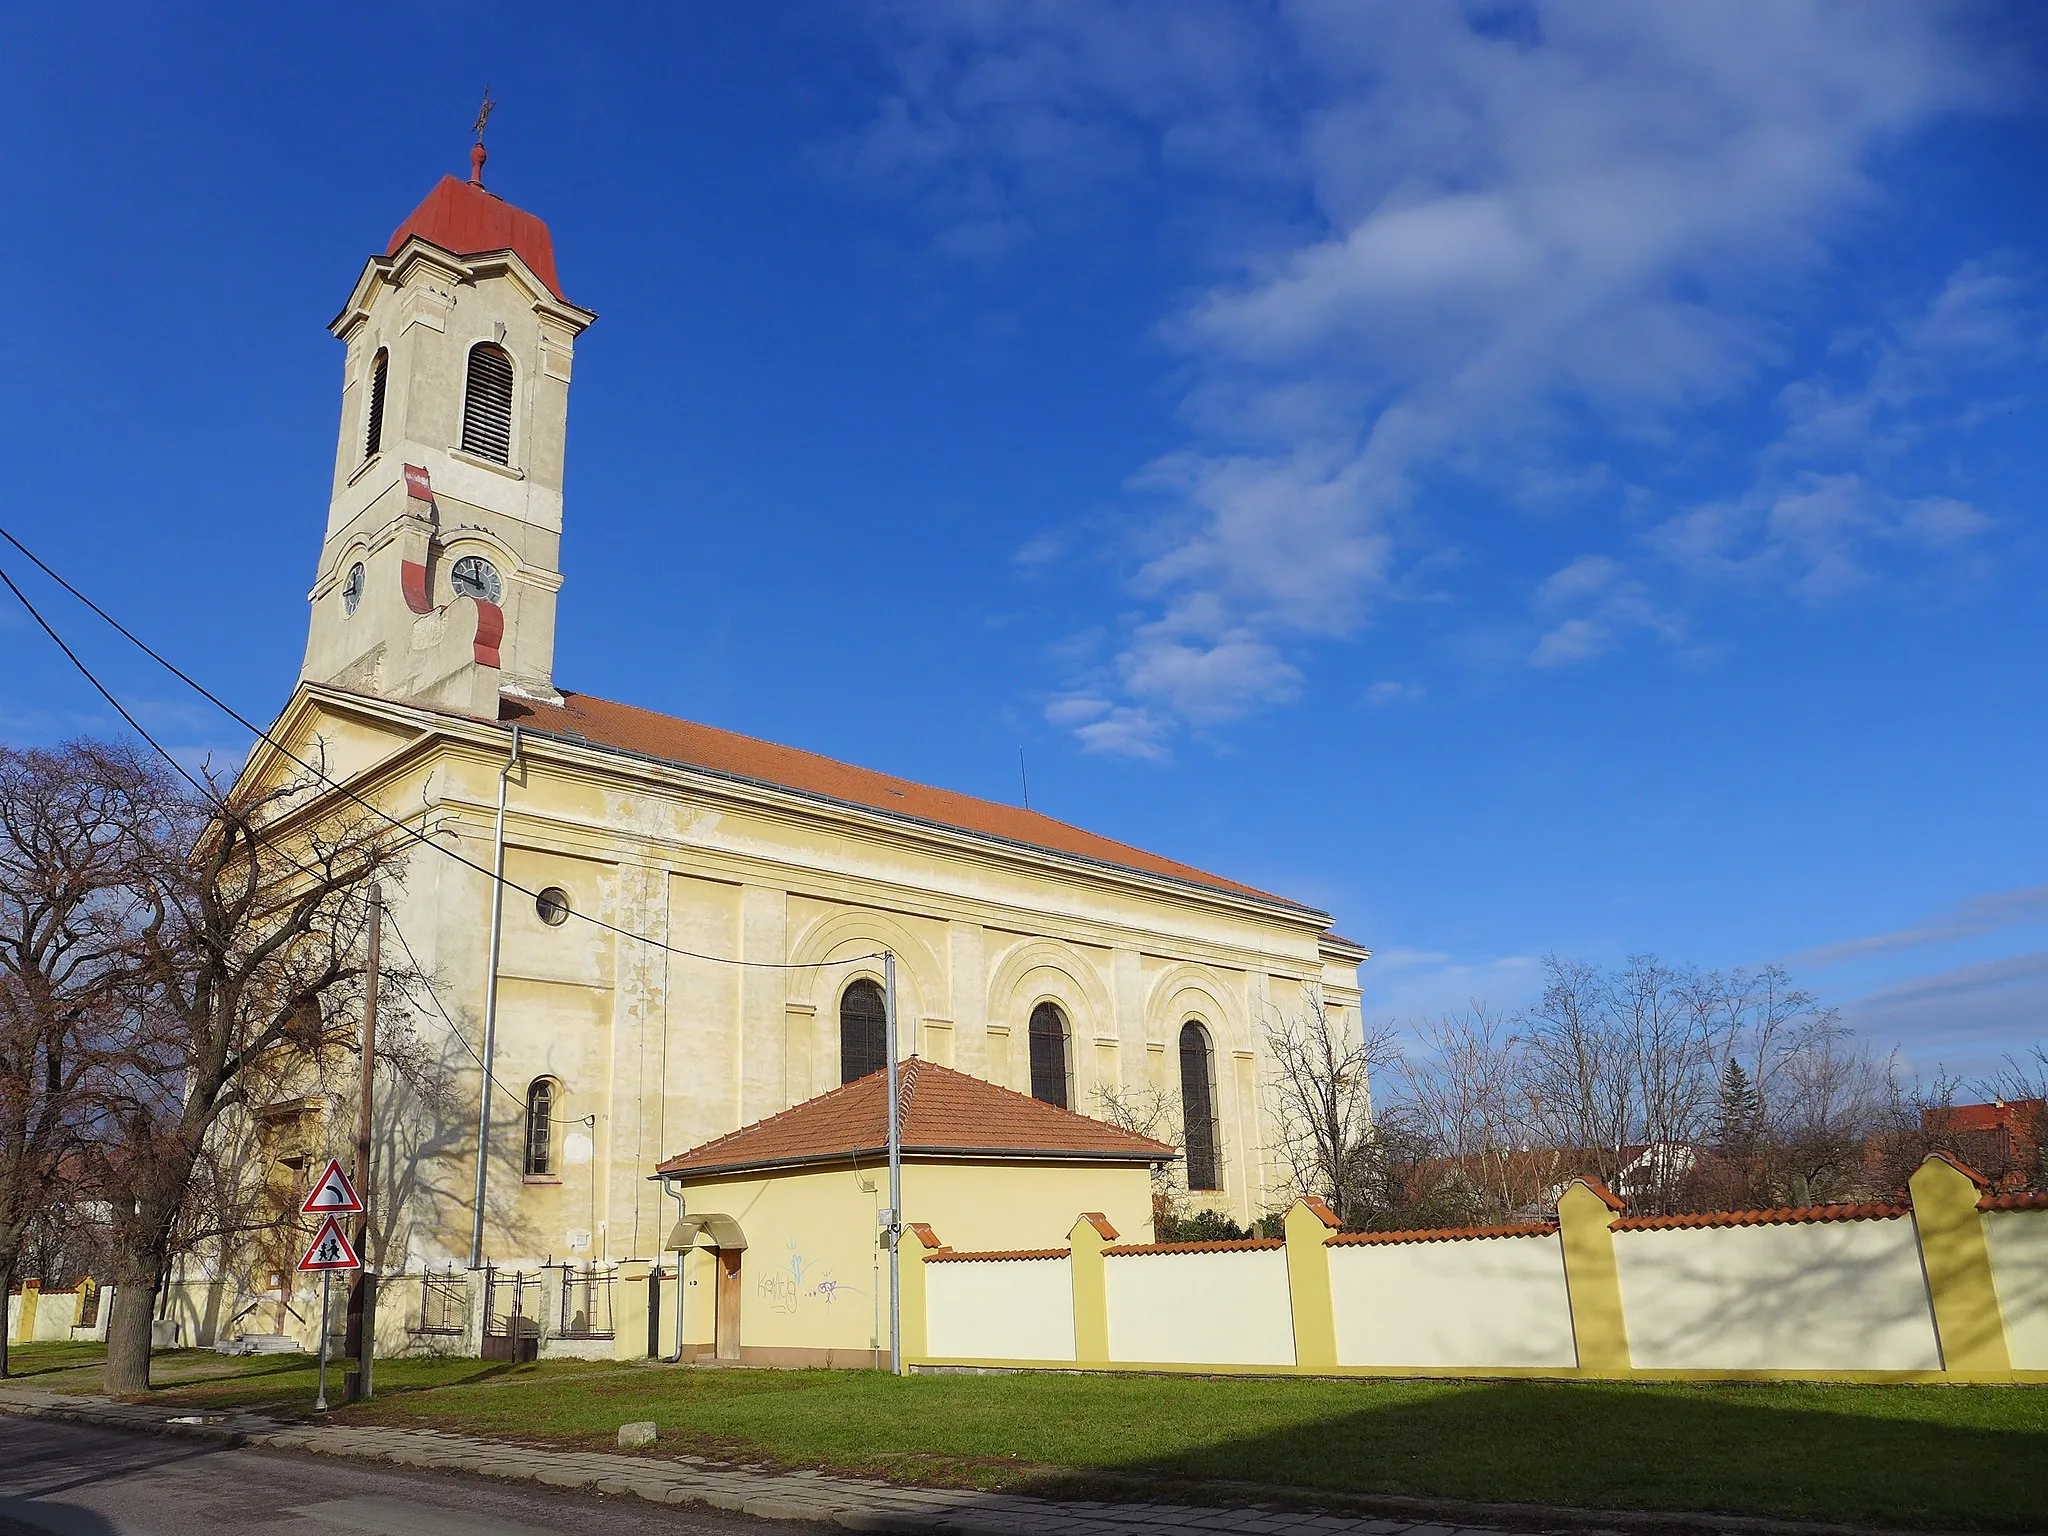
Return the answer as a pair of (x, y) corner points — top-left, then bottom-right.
(298, 1215), (361, 1272)
(301, 1158), (363, 1216)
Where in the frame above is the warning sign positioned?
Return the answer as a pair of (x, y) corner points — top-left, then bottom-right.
(300, 1158), (363, 1216)
(298, 1215), (362, 1272)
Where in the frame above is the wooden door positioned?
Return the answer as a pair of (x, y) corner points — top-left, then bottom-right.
(714, 1248), (743, 1362)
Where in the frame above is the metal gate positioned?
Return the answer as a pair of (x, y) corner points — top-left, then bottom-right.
(481, 1266), (540, 1362)
(558, 1265), (616, 1340)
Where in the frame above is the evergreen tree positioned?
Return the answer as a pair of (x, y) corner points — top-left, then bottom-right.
(1715, 1058), (1763, 1154)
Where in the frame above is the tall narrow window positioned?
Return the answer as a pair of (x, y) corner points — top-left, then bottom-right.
(461, 343), (515, 464)
(364, 347), (388, 460)
(839, 978), (887, 1084)
(1028, 1002), (1069, 1109)
(1179, 1021), (1220, 1191)
(524, 1078), (556, 1177)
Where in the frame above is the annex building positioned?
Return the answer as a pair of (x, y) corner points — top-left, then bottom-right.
(239, 146), (1366, 1361)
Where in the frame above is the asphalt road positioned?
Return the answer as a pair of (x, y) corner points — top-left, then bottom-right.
(0, 1418), (813, 1536)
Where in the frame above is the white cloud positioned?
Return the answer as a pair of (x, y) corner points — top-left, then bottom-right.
(860, 1), (2008, 748)
(1362, 679), (1424, 706)
(1792, 884), (2048, 968)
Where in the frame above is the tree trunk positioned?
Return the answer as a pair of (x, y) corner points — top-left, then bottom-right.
(103, 1277), (157, 1393)
(0, 1260), (13, 1379)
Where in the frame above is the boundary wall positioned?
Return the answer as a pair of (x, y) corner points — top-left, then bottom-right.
(909, 1153), (2048, 1383)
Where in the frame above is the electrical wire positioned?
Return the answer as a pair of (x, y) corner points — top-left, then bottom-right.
(0, 527), (884, 975)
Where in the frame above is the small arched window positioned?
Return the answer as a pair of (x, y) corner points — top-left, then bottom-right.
(1028, 1002), (1070, 1109)
(1179, 1021), (1220, 1191)
(524, 1078), (557, 1177)
(364, 347), (388, 460)
(461, 343), (515, 464)
(839, 978), (887, 1084)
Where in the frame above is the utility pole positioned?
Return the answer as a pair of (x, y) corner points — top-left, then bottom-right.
(884, 952), (902, 1376)
(345, 881), (381, 1401)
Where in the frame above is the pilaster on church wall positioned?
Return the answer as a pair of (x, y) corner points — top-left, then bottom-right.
(604, 860), (670, 1263)
(737, 885), (789, 1126)
(947, 921), (987, 1079)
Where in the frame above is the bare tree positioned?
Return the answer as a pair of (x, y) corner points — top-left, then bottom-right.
(0, 742), (167, 1377)
(1394, 1004), (1559, 1223)
(1262, 984), (1401, 1226)
(97, 765), (405, 1393)
(1093, 1082), (1187, 1235)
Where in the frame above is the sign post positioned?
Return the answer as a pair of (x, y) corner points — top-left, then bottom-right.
(299, 1163), (364, 1412)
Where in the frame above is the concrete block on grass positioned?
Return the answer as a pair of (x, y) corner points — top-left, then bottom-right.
(616, 1420), (658, 1450)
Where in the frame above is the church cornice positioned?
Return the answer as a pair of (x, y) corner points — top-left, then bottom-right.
(330, 239), (597, 338)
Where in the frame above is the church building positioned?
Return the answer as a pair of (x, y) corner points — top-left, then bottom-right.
(249, 144), (1367, 1352)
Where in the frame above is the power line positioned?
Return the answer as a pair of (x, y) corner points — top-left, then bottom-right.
(0, 527), (883, 976)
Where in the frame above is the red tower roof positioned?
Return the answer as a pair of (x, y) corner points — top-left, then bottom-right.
(386, 175), (567, 302)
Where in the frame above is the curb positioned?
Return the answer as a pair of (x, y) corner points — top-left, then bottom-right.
(0, 1394), (1984, 1536)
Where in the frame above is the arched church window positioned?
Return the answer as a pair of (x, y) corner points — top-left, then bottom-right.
(1179, 1021), (1220, 1191)
(461, 342), (515, 464)
(840, 978), (888, 1084)
(524, 1078), (557, 1177)
(1028, 1002), (1070, 1110)
(364, 347), (388, 460)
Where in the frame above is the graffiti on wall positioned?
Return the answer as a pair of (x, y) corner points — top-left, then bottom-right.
(757, 1239), (864, 1315)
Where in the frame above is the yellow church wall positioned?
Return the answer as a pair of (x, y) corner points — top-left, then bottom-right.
(233, 685), (1361, 1291)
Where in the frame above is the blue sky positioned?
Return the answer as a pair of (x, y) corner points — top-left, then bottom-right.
(2, 3), (2044, 1082)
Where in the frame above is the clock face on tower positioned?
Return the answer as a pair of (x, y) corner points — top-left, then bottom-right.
(341, 562), (365, 616)
(449, 555), (503, 605)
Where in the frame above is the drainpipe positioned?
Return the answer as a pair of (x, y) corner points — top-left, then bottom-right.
(469, 725), (522, 1270)
(665, 1180), (687, 1363)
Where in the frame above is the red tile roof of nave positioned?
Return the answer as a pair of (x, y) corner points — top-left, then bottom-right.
(387, 176), (568, 302)
(500, 691), (1315, 911)
(654, 1057), (1175, 1178)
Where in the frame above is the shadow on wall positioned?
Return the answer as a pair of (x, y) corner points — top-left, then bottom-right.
(992, 1378), (2048, 1530)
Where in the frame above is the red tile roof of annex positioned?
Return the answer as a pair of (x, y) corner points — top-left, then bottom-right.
(655, 1058), (1175, 1179)
(387, 175), (568, 303)
(501, 690), (1325, 914)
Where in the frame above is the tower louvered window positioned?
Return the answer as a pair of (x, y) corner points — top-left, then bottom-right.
(364, 348), (388, 460)
(840, 978), (888, 1084)
(461, 343), (515, 464)
(1179, 1021), (1220, 1191)
(1029, 1002), (1069, 1109)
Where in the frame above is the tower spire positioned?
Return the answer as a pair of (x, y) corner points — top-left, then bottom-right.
(470, 85), (495, 187)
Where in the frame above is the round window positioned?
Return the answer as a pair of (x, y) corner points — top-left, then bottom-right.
(341, 562), (366, 616)
(536, 886), (570, 926)
(450, 554), (503, 604)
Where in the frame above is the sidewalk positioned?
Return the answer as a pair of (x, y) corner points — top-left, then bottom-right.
(0, 1383), (1901, 1536)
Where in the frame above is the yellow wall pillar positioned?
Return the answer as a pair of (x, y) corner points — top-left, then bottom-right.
(1557, 1179), (1631, 1376)
(1910, 1152), (2011, 1375)
(11, 1281), (39, 1345)
(614, 1259), (651, 1361)
(1068, 1213), (1115, 1366)
(898, 1223), (941, 1367)
(1284, 1196), (1340, 1371)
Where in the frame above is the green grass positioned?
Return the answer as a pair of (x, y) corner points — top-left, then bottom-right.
(16, 1347), (2048, 1530)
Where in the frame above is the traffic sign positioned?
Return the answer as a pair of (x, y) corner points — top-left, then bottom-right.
(301, 1158), (363, 1216)
(298, 1215), (362, 1272)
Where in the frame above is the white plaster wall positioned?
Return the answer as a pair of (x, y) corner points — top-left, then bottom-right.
(1984, 1208), (2048, 1370)
(1329, 1235), (1575, 1368)
(925, 1258), (1074, 1361)
(1104, 1249), (1294, 1366)
(1614, 1217), (1940, 1370)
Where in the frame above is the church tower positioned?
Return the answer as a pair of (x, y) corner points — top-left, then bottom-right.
(302, 136), (595, 716)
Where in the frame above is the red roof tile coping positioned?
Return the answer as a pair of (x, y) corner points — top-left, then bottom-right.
(1613, 1202), (1909, 1231)
(906, 1222), (943, 1250)
(1327, 1222), (1559, 1246)
(1570, 1177), (1628, 1212)
(925, 1247), (1070, 1264)
(388, 176), (568, 302)
(1979, 1191), (2048, 1212)
(1296, 1195), (1340, 1229)
(1920, 1149), (1990, 1189)
(655, 1058), (1174, 1178)
(1078, 1213), (1119, 1241)
(500, 691), (1313, 912)
(1104, 1238), (1285, 1256)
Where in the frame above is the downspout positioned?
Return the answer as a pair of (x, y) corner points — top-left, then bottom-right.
(884, 951), (902, 1375)
(665, 1180), (687, 1363)
(469, 725), (522, 1270)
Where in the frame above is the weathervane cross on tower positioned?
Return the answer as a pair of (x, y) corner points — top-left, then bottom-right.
(469, 86), (496, 186)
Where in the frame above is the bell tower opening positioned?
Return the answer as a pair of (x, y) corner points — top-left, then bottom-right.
(301, 138), (596, 719)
